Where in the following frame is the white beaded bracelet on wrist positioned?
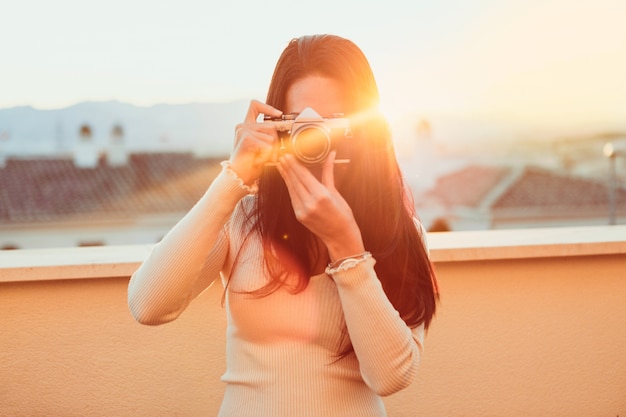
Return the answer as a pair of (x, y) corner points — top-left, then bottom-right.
(325, 251), (372, 275)
(220, 161), (258, 194)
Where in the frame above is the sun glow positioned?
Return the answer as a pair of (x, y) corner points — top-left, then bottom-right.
(1, 0), (624, 134)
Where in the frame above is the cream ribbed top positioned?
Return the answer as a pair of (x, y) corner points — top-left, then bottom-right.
(128, 168), (425, 417)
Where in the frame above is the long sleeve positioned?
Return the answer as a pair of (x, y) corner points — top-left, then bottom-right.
(330, 257), (425, 397)
(128, 169), (251, 325)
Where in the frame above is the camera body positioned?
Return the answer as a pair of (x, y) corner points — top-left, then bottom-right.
(264, 107), (352, 165)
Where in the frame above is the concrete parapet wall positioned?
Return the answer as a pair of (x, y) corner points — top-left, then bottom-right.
(1, 226), (625, 416)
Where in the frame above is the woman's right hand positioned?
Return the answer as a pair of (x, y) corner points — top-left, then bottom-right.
(228, 100), (282, 185)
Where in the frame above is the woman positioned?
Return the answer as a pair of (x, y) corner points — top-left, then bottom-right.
(128, 34), (438, 417)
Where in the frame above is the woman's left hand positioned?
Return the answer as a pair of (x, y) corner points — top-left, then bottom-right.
(276, 152), (365, 261)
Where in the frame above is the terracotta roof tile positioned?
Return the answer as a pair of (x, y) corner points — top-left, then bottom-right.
(0, 153), (224, 224)
(493, 166), (626, 209)
(420, 165), (512, 208)
(418, 164), (626, 215)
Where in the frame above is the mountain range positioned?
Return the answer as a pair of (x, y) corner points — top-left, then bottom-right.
(0, 100), (249, 157)
(1, 100), (624, 160)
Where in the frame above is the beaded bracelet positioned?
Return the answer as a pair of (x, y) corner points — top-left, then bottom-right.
(220, 161), (258, 194)
(325, 251), (372, 275)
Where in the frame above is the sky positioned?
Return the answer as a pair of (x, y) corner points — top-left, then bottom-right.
(2, 0), (625, 129)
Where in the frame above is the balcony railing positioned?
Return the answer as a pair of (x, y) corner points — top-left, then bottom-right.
(1, 225), (625, 417)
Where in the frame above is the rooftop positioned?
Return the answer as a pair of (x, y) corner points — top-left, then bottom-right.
(0, 153), (223, 223)
(493, 166), (626, 210)
(420, 164), (626, 212)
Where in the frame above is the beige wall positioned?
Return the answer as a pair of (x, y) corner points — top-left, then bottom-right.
(1, 276), (226, 416)
(1, 228), (625, 416)
(405, 255), (626, 417)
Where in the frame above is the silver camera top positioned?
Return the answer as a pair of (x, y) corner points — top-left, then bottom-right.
(263, 107), (346, 126)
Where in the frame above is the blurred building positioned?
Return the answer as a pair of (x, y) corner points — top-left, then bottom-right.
(0, 152), (223, 250)
(417, 165), (626, 231)
(3, 141), (625, 249)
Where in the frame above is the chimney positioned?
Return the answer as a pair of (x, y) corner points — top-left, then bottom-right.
(107, 124), (129, 167)
(0, 130), (9, 168)
(74, 124), (99, 168)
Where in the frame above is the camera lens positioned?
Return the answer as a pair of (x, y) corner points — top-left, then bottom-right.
(291, 124), (331, 165)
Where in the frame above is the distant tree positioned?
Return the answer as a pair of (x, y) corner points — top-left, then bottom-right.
(428, 217), (451, 232)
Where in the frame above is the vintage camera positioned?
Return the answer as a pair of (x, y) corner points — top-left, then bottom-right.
(264, 107), (352, 165)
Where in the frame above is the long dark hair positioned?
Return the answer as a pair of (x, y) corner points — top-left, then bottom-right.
(252, 34), (438, 333)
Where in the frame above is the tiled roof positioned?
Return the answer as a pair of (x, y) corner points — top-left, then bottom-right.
(419, 165), (512, 208)
(0, 153), (224, 224)
(3, 156), (623, 226)
(418, 163), (626, 217)
(493, 166), (626, 210)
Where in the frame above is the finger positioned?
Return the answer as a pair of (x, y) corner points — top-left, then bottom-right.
(282, 156), (328, 210)
(268, 139), (281, 164)
(244, 100), (282, 124)
(236, 125), (277, 145)
(276, 158), (305, 212)
(281, 154), (331, 199)
(235, 122), (277, 136)
(321, 151), (337, 190)
(278, 155), (315, 197)
(277, 155), (304, 192)
(278, 156), (334, 222)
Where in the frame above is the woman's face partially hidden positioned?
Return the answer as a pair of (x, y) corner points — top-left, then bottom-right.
(284, 76), (347, 119)
(283, 76), (350, 180)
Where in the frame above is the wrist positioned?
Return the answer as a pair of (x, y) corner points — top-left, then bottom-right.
(325, 228), (364, 262)
(221, 161), (258, 194)
(328, 251), (372, 269)
(325, 251), (373, 276)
